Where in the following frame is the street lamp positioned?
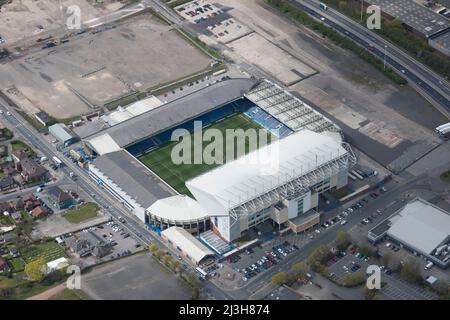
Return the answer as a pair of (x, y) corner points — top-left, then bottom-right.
(360, 0), (365, 23)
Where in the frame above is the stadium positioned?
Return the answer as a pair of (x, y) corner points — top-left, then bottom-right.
(86, 78), (356, 246)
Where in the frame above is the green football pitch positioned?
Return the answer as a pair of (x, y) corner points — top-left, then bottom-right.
(138, 113), (272, 196)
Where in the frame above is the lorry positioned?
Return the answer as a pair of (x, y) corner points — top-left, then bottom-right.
(319, 2), (328, 10)
(52, 156), (63, 167)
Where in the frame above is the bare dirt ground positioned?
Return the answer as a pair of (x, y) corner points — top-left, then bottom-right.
(81, 253), (192, 300)
(216, 0), (447, 172)
(0, 0), (116, 44)
(0, 13), (212, 118)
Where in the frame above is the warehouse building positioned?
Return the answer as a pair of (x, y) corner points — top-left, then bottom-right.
(368, 198), (450, 269)
(366, 0), (450, 39)
(161, 226), (215, 266)
(48, 123), (79, 146)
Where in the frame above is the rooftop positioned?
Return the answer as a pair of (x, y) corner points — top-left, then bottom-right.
(86, 78), (258, 151)
(186, 129), (351, 216)
(147, 195), (209, 222)
(387, 198), (450, 254)
(161, 227), (215, 264)
(49, 123), (77, 142)
(367, 0), (450, 37)
(91, 150), (175, 209)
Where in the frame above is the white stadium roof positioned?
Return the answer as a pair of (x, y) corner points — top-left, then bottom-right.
(87, 133), (122, 156)
(387, 198), (450, 255)
(147, 195), (209, 222)
(102, 96), (163, 126)
(186, 129), (352, 217)
(161, 227), (214, 264)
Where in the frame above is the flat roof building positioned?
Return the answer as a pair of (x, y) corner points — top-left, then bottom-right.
(89, 149), (175, 222)
(367, 0), (450, 38)
(48, 123), (79, 146)
(161, 227), (215, 266)
(368, 198), (450, 268)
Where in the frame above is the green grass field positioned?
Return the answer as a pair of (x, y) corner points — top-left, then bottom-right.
(139, 114), (272, 195)
(21, 242), (66, 264)
(63, 203), (99, 224)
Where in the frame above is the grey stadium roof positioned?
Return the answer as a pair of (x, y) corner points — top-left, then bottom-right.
(387, 198), (450, 255)
(91, 150), (175, 208)
(86, 78), (259, 149)
(367, 0), (450, 38)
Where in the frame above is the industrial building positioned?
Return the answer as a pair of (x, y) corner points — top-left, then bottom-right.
(368, 198), (450, 269)
(48, 123), (79, 146)
(161, 226), (215, 266)
(366, 0), (450, 39)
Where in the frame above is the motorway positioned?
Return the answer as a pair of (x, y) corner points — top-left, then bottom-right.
(287, 0), (450, 119)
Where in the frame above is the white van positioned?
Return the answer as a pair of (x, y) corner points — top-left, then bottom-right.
(424, 261), (434, 270)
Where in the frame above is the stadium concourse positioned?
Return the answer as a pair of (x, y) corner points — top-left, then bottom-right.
(86, 77), (356, 249)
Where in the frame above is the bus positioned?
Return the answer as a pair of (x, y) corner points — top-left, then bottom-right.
(351, 170), (364, 180)
(436, 123), (450, 139)
(348, 172), (357, 181)
(436, 122), (450, 132)
(195, 267), (208, 280)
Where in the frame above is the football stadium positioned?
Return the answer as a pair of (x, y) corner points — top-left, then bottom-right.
(86, 78), (356, 246)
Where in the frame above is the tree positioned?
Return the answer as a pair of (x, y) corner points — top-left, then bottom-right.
(290, 262), (308, 280)
(308, 245), (332, 266)
(149, 244), (159, 255)
(25, 257), (47, 282)
(271, 272), (288, 285)
(358, 245), (375, 257)
(163, 254), (174, 266)
(381, 252), (392, 267)
(400, 260), (422, 284)
(342, 272), (366, 287)
(433, 280), (450, 299)
(171, 260), (181, 273)
(336, 231), (351, 251)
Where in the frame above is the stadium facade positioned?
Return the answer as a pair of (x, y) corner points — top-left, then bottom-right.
(86, 78), (356, 243)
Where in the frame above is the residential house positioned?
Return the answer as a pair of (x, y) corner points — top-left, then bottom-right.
(0, 233), (13, 244)
(12, 150), (28, 163)
(17, 157), (47, 183)
(31, 206), (46, 218)
(11, 198), (24, 212)
(0, 256), (9, 272)
(0, 202), (13, 214)
(0, 145), (7, 157)
(0, 176), (16, 191)
(46, 186), (73, 209)
(34, 112), (51, 127)
(11, 211), (22, 223)
(3, 165), (16, 176)
(67, 231), (112, 258)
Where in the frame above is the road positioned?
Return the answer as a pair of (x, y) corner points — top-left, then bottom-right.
(0, 98), (235, 300)
(287, 0), (450, 119)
